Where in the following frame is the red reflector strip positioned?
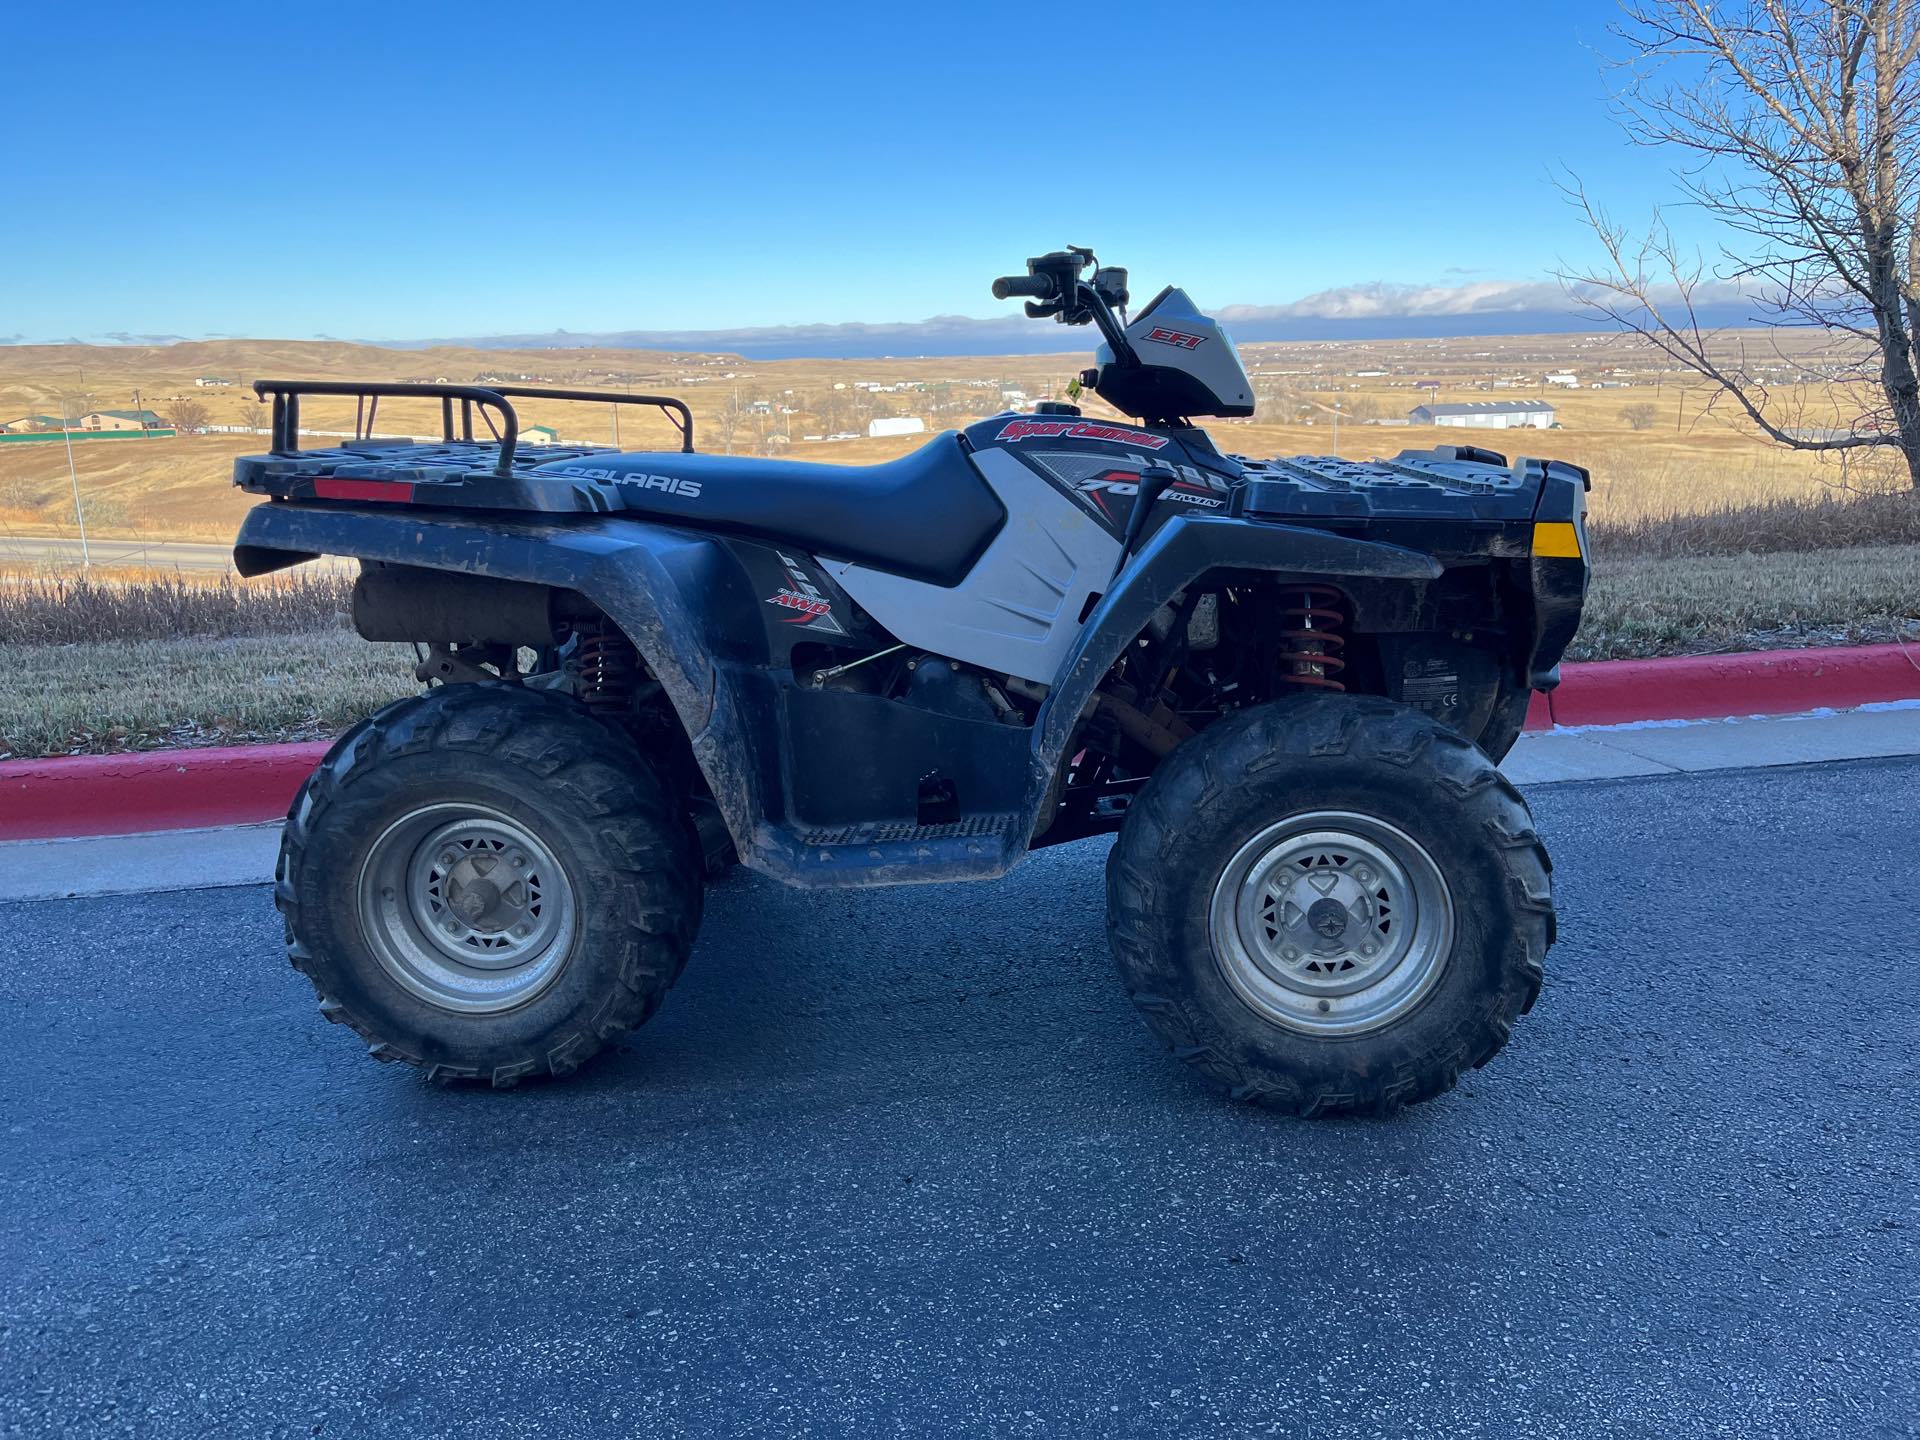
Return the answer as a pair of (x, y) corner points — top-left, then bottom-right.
(312, 478), (417, 503)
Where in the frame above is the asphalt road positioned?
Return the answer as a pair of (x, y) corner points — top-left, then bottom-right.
(0, 536), (236, 575)
(2, 759), (1915, 1438)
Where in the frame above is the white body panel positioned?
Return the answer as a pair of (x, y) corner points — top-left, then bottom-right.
(820, 447), (1120, 685)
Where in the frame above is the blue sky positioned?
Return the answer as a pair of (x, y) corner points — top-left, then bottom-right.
(1, 0), (1700, 344)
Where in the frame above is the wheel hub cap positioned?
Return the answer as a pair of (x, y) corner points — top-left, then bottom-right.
(358, 805), (578, 1014)
(1209, 812), (1454, 1036)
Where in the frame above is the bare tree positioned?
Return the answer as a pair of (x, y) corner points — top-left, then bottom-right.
(711, 393), (749, 455)
(1621, 401), (1661, 429)
(815, 390), (852, 436)
(1563, 0), (1920, 488)
(167, 399), (209, 434)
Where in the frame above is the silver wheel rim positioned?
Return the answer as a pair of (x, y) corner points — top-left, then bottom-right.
(1207, 811), (1454, 1036)
(357, 803), (578, 1015)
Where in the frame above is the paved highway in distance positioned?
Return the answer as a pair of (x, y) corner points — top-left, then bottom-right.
(0, 535), (351, 575)
(0, 535), (237, 574)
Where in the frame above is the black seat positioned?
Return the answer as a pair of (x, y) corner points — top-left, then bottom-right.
(534, 433), (1004, 585)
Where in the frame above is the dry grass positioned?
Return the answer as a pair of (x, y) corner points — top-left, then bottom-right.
(5, 328), (1909, 757)
(0, 572), (352, 645)
(11, 327), (1914, 548)
(0, 631), (416, 759)
(1587, 486), (1920, 559)
(0, 539), (1912, 758)
(1576, 545), (1920, 660)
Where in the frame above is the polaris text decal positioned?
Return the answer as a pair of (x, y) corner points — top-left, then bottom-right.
(995, 419), (1171, 450)
(1142, 327), (1206, 350)
(555, 466), (703, 498)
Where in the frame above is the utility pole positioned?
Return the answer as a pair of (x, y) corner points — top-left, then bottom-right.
(59, 395), (90, 570)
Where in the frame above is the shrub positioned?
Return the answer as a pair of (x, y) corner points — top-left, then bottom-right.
(0, 571), (353, 645)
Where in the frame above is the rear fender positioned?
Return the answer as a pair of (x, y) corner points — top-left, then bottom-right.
(234, 503), (765, 854)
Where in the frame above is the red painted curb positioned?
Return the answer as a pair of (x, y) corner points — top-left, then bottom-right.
(1547, 642), (1920, 728)
(0, 741), (329, 841)
(1, 643), (1915, 841)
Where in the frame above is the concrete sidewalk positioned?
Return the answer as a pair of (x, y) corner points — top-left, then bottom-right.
(1500, 700), (1920, 783)
(0, 822), (285, 903)
(3, 705), (1915, 903)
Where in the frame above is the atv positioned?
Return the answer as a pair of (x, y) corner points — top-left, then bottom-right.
(231, 246), (1589, 1115)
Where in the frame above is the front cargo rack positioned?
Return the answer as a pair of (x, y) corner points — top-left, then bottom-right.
(251, 379), (695, 474)
(1230, 445), (1589, 523)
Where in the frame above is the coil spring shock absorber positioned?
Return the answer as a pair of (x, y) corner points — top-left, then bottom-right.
(1277, 585), (1348, 692)
(571, 624), (640, 716)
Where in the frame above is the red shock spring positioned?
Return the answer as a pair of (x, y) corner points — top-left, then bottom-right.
(1277, 585), (1348, 691)
(573, 626), (639, 714)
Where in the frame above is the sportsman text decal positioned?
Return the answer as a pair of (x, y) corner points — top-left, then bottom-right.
(995, 419), (1170, 449)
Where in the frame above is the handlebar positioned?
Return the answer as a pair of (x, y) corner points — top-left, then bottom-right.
(992, 274), (1056, 300)
(992, 247), (1142, 373)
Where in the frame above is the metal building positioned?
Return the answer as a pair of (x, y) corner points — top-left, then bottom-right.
(1408, 400), (1557, 430)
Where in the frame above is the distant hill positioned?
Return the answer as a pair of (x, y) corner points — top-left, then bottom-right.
(3, 279), (1762, 362)
(385, 285), (1761, 360)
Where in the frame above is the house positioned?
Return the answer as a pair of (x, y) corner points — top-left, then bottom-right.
(194, 376), (235, 387)
(867, 416), (927, 438)
(0, 414), (62, 433)
(1408, 400), (1556, 430)
(1544, 372), (1579, 388)
(519, 424), (559, 445)
(77, 409), (166, 432)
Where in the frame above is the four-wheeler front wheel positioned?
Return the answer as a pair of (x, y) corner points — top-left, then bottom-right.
(1106, 693), (1554, 1117)
(278, 684), (702, 1086)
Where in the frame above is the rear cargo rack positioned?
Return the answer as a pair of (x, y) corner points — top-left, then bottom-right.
(251, 379), (695, 474)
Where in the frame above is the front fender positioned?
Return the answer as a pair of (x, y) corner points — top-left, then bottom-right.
(1030, 513), (1442, 782)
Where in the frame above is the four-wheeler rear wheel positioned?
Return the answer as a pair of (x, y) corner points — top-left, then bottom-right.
(277, 683), (702, 1087)
(1106, 693), (1554, 1117)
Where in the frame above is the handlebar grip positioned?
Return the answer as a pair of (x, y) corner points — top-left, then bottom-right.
(992, 274), (1056, 301)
